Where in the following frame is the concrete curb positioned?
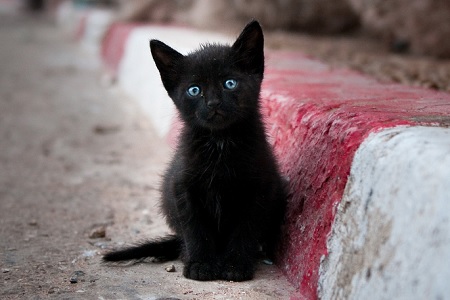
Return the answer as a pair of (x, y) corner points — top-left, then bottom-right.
(56, 1), (114, 56)
(261, 52), (450, 299)
(66, 6), (450, 299)
(318, 126), (450, 300)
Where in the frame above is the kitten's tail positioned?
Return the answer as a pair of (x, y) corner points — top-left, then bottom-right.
(103, 235), (182, 262)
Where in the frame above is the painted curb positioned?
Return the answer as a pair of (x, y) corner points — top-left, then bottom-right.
(66, 8), (450, 299)
(318, 126), (450, 300)
(56, 1), (114, 56)
(261, 52), (450, 299)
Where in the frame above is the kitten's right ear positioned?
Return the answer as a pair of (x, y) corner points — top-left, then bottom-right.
(150, 40), (184, 93)
(231, 20), (264, 75)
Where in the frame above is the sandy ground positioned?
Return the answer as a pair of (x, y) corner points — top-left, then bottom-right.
(0, 13), (295, 300)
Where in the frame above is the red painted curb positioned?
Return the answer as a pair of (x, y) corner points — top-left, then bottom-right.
(100, 23), (141, 75)
(74, 13), (88, 42)
(263, 52), (450, 299)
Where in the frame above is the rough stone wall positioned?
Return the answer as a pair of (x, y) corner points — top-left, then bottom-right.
(347, 0), (450, 58)
(116, 0), (358, 33)
(230, 0), (358, 33)
(116, 0), (450, 58)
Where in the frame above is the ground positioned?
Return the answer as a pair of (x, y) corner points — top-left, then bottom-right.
(0, 13), (294, 299)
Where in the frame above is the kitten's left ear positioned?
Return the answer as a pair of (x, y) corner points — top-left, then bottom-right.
(231, 20), (264, 75)
(150, 39), (184, 93)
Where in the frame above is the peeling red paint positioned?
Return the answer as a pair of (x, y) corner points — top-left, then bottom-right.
(263, 52), (450, 299)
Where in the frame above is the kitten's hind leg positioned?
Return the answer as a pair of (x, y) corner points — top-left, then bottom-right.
(183, 260), (221, 281)
(221, 259), (256, 282)
(220, 227), (259, 282)
(178, 214), (221, 281)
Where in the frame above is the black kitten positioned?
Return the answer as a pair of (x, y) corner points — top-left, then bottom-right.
(103, 20), (286, 282)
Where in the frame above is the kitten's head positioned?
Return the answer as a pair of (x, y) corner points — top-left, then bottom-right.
(150, 21), (264, 131)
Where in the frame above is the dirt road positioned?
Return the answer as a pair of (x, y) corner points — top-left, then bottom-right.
(0, 12), (294, 300)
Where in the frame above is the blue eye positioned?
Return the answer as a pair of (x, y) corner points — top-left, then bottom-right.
(224, 79), (238, 90)
(187, 85), (201, 97)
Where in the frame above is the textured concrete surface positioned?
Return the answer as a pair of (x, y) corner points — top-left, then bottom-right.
(262, 52), (450, 299)
(319, 127), (450, 300)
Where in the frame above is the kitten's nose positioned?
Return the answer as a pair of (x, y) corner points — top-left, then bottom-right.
(206, 99), (221, 109)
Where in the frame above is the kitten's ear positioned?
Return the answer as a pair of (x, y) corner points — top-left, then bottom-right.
(150, 40), (184, 93)
(231, 20), (264, 75)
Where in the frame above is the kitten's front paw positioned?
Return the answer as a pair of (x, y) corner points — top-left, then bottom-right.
(183, 261), (219, 281)
(221, 263), (255, 282)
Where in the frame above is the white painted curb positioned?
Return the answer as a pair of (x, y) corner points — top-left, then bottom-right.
(80, 9), (114, 55)
(319, 126), (450, 300)
(56, 2), (114, 56)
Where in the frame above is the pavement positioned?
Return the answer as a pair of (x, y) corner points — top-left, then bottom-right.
(0, 11), (295, 300)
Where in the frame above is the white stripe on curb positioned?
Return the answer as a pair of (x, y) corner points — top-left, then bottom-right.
(319, 126), (450, 300)
(56, 2), (114, 55)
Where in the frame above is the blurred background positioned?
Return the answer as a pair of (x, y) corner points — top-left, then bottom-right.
(18, 0), (450, 92)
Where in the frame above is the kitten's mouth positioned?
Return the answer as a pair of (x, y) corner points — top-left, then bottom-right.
(198, 110), (231, 129)
(207, 110), (225, 120)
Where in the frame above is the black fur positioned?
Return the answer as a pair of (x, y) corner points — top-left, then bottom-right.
(103, 20), (286, 282)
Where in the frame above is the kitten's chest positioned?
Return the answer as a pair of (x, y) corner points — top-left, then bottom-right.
(182, 137), (248, 197)
(194, 137), (241, 179)
(181, 136), (262, 222)
(190, 140), (244, 221)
